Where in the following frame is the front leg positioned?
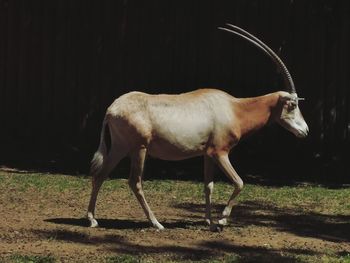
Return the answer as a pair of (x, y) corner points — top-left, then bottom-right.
(204, 156), (224, 232)
(213, 153), (243, 228)
(129, 147), (164, 230)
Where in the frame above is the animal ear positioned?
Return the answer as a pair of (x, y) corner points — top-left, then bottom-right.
(279, 93), (298, 110)
(279, 93), (297, 102)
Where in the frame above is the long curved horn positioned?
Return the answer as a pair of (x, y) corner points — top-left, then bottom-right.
(218, 24), (296, 94)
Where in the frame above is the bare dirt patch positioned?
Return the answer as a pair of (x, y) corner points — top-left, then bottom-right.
(0, 172), (349, 262)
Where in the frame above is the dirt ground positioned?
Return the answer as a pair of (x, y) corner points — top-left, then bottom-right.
(0, 172), (349, 262)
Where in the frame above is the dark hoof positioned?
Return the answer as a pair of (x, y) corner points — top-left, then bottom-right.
(209, 224), (224, 232)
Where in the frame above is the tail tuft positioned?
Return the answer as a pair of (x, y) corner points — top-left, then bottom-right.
(89, 121), (108, 177)
(90, 151), (104, 177)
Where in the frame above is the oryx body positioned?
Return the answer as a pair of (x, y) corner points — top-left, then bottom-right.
(87, 24), (309, 231)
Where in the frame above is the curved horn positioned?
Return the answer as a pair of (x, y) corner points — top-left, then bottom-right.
(218, 24), (296, 94)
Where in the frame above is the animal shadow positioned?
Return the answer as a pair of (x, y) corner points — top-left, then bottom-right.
(45, 217), (204, 230)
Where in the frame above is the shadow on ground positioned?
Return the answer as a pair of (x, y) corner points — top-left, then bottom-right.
(41, 199), (350, 261)
(45, 200), (350, 243)
(175, 201), (350, 243)
(33, 228), (322, 262)
(45, 218), (204, 230)
(106, 239), (321, 262)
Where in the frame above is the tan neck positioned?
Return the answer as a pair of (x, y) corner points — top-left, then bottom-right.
(234, 92), (280, 138)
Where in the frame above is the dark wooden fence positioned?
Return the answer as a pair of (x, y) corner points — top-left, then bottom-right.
(0, 0), (349, 182)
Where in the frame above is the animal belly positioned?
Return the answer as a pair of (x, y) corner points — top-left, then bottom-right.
(148, 136), (206, 161)
(147, 108), (212, 160)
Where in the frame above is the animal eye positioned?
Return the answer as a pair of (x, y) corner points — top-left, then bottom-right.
(286, 101), (297, 111)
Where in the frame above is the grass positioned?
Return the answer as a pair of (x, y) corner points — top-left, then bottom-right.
(1, 170), (350, 215)
(3, 254), (350, 263)
(297, 254), (350, 263)
(7, 254), (55, 263)
(105, 255), (142, 263)
(103, 254), (241, 263)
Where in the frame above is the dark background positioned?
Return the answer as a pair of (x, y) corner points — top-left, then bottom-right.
(0, 0), (349, 183)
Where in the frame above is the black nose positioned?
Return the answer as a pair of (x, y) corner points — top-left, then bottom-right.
(301, 130), (308, 138)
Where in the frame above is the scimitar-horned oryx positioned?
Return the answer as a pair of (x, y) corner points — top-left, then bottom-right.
(87, 24), (309, 231)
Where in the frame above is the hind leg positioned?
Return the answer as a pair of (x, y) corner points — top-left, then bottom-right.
(87, 146), (125, 227)
(87, 174), (106, 227)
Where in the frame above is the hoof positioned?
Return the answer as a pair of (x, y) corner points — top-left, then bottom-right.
(89, 218), (99, 228)
(218, 218), (227, 226)
(154, 222), (165, 231)
(217, 224), (224, 232)
(209, 223), (224, 232)
(205, 219), (211, 226)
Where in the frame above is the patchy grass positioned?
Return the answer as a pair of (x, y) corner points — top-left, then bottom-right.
(1, 170), (350, 216)
(0, 172), (87, 192)
(7, 254), (55, 263)
(103, 254), (240, 263)
(1, 170), (350, 214)
(296, 254), (350, 263)
(3, 253), (350, 263)
(143, 180), (350, 215)
(105, 254), (142, 263)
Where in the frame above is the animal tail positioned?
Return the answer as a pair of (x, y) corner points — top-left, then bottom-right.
(89, 118), (110, 177)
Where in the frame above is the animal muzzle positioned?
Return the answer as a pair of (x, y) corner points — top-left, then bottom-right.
(294, 123), (309, 138)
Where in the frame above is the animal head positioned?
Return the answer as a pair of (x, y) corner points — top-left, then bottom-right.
(276, 92), (309, 138)
(218, 24), (309, 138)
